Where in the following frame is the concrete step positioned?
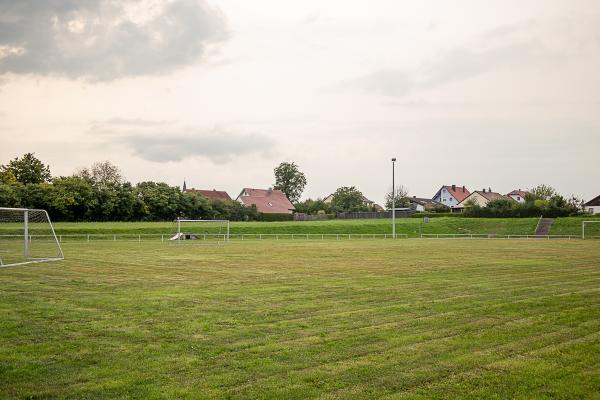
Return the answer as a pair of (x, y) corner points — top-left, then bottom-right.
(535, 218), (555, 236)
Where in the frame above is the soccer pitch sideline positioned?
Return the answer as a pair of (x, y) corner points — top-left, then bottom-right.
(1, 240), (599, 399)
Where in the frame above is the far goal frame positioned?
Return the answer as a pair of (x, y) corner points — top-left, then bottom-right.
(582, 220), (600, 240)
(174, 219), (230, 243)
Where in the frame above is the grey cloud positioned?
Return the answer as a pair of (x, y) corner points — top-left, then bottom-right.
(103, 118), (172, 127)
(0, 0), (227, 80)
(337, 41), (548, 97)
(119, 129), (275, 163)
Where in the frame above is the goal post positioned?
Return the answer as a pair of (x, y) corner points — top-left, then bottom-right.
(171, 219), (230, 243)
(0, 207), (64, 267)
(582, 221), (600, 240)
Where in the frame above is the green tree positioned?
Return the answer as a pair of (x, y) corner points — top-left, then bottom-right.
(527, 184), (557, 202)
(2, 153), (51, 184)
(180, 191), (213, 220)
(0, 183), (21, 207)
(294, 198), (331, 215)
(135, 182), (181, 221)
(273, 162), (307, 203)
(0, 167), (17, 184)
(331, 186), (368, 212)
(51, 177), (96, 221)
(18, 183), (54, 210)
(75, 161), (123, 187)
(384, 185), (409, 209)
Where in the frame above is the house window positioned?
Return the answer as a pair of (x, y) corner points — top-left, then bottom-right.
(590, 208), (594, 213)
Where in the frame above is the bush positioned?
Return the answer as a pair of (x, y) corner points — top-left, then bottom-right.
(256, 213), (294, 222)
(411, 212), (462, 218)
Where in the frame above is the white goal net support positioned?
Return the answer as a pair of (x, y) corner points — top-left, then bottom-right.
(582, 221), (600, 240)
(0, 208), (64, 267)
(170, 219), (230, 243)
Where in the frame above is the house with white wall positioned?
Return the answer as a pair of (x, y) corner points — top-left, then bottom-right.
(584, 195), (600, 214)
(456, 189), (513, 208)
(506, 189), (529, 203)
(432, 185), (470, 208)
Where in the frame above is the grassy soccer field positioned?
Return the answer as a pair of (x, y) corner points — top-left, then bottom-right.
(1, 240), (600, 399)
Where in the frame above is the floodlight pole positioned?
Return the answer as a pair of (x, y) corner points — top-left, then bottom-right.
(392, 157), (396, 239)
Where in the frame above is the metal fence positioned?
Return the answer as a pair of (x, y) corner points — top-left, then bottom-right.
(336, 211), (414, 219)
(1, 233), (596, 242)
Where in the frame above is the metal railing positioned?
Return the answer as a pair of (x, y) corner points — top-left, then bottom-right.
(0, 233), (596, 242)
(418, 234), (585, 240)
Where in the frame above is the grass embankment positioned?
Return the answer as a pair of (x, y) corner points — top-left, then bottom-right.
(2, 217), (597, 237)
(45, 218), (540, 236)
(1, 240), (600, 398)
(550, 216), (600, 236)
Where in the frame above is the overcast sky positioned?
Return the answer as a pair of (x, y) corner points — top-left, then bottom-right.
(1, 0), (599, 203)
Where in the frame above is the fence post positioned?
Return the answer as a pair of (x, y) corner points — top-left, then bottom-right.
(337, 234), (339, 240)
(87, 234), (90, 243)
(138, 234), (141, 242)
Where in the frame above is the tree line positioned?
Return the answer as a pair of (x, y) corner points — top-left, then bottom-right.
(0, 153), (585, 221)
(0, 154), (257, 222)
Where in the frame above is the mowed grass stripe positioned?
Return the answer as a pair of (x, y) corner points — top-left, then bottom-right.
(5, 252), (600, 342)
(1, 240), (600, 398)
(224, 316), (600, 398)
(3, 243), (599, 345)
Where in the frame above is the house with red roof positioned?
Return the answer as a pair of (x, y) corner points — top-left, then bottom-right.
(236, 188), (295, 214)
(184, 187), (232, 202)
(432, 185), (470, 208)
(506, 189), (529, 203)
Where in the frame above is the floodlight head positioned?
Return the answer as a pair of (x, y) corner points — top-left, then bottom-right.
(391, 158), (396, 162)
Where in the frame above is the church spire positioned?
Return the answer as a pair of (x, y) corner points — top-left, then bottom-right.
(182, 179), (187, 192)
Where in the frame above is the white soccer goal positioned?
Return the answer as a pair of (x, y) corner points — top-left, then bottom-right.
(582, 221), (600, 239)
(0, 208), (64, 267)
(170, 219), (230, 243)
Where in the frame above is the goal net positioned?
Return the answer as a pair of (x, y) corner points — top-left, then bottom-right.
(170, 219), (230, 243)
(0, 208), (64, 267)
(582, 221), (600, 239)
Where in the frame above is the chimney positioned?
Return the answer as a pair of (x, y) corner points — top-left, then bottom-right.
(488, 187), (492, 193)
(483, 188), (486, 193)
(413, 195), (416, 198)
(452, 184), (456, 191)
(462, 186), (465, 192)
